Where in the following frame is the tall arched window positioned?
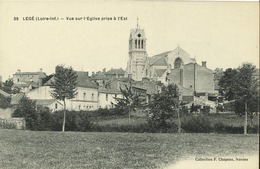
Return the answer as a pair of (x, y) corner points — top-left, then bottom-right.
(138, 40), (140, 49)
(135, 40), (137, 48)
(174, 58), (183, 68)
(141, 40), (143, 49)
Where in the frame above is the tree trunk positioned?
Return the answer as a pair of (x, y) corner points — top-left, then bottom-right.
(62, 100), (66, 132)
(177, 108), (181, 133)
(244, 101), (247, 134)
(128, 106), (131, 125)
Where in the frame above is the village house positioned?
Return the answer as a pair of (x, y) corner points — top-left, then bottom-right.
(12, 69), (47, 93)
(25, 71), (99, 111)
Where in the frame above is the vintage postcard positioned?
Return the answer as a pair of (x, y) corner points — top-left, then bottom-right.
(0, 1), (259, 169)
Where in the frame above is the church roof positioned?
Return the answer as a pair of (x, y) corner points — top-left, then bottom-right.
(155, 69), (167, 77)
(149, 51), (171, 66)
(130, 28), (146, 39)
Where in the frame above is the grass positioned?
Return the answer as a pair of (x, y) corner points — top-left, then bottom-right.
(0, 129), (259, 169)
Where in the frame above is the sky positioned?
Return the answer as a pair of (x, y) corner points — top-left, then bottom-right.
(0, 1), (259, 81)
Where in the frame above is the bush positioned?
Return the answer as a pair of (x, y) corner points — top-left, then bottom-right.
(0, 120), (17, 129)
(182, 116), (212, 133)
(51, 111), (93, 132)
(213, 121), (259, 134)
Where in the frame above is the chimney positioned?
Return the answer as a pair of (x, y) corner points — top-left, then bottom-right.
(86, 71), (89, 77)
(102, 68), (106, 74)
(202, 61), (207, 67)
(39, 68), (43, 72)
(17, 69), (21, 73)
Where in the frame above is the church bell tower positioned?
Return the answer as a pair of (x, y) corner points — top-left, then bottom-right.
(126, 19), (148, 81)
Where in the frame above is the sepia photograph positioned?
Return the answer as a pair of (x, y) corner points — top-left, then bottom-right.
(0, 1), (259, 169)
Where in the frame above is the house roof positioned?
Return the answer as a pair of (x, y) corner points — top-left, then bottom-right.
(98, 87), (121, 94)
(13, 81), (39, 88)
(13, 72), (47, 78)
(76, 72), (98, 89)
(134, 81), (159, 95)
(34, 99), (62, 106)
(11, 93), (25, 105)
(44, 71), (98, 89)
(91, 74), (110, 80)
(105, 68), (125, 75)
(0, 89), (11, 97)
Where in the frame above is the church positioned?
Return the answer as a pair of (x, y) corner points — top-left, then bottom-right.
(125, 23), (216, 98)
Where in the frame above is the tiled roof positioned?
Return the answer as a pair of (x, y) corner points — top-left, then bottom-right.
(0, 89), (11, 97)
(76, 72), (98, 89)
(34, 99), (62, 106)
(105, 68), (125, 75)
(98, 87), (121, 94)
(91, 74), (110, 80)
(44, 71), (98, 89)
(11, 93), (25, 105)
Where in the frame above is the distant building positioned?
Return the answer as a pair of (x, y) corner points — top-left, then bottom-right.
(125, 23), (215, 98)
(12, 69), (47, 92)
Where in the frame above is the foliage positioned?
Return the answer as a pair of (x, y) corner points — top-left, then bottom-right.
(219, 63), (258, 134)
(0, 120), (17, 129)
(202, 106), (210, 115)
(182, 116), (212, 133)
(0, 93), (11, 108)
(113, 82), (147, 119)
(214, 121), (258, 134)
(0, 79), (14, 94)
(218, 68), (238, 101)
(12, 96), (38, 130)
(51, 111), (93, 132)
(50, 65), (78, 101)
(50, 65), (78, 132)
(190, 103), (201, 113)
(148, 84), (180, 131)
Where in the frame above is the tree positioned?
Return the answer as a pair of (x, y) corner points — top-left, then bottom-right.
(12, 96), (38, 130)
(0, 79), (14, 94)
(113, 82), (147, 124)
(0, 93), (11, 108)
(233, 63), (258, 134)
(218, 64), (258, 134)
(50, 65), (78, 132)
(148, 84), (181, 133)
(218, 68), (238, 101)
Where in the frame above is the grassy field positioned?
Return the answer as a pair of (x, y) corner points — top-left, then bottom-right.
(0, 129), (258, 169)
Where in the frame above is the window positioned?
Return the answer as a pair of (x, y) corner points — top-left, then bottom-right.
(106, 94), (108, 101)
(141, 40), (143, 49)
(138, 40), (140, 49)
(135, 39), (137, 48)
(174, 58), (183, 69)
(92, 93), (94, 101)
(55, 103), (58, 109)
(83, 93), (86, 100)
